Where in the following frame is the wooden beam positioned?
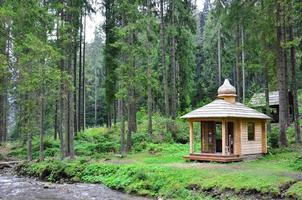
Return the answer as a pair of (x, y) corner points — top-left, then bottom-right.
(262, 122), (267, 153)
(222, 120), (226, 155)
(189, 120), (194, 154)
(234, 120), (241, 155)
(200, 122), (202, 153)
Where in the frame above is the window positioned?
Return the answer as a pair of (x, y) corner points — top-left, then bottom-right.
(248, 122), (255, 141)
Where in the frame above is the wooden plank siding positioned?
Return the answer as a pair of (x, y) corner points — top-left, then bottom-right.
(240, 121), (263, 155)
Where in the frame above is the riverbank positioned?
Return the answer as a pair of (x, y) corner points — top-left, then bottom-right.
(15, 148), (302, 200)
(5, 127), (302, 200)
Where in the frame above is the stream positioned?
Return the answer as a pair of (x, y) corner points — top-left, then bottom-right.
(0, 170), (150, 200)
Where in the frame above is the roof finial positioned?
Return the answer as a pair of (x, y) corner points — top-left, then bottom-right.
(217, 79), (237, 100)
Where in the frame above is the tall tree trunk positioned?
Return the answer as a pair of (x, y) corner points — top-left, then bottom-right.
(69, 49), (75, 159)
(73, 32), (78, 135)
(39, 85), (45, 161)
(147, 0), (152, 137)
(27, 124), (33, 160)
(289, 21), (301, 144)
(94, 58), (98, 126)
(0, 21), (7, 144)
(160, 0), (169, 117)
(241, 26), (246, 103)
(59, 40), (65, 159)
(147, 65), (153, 137)
(264, 62), (271, 132)
(127, 88), (136, 152)
(118, 99), (125, 154)
(276, 1), (288, 147)
(235, 23), (241, 102)
(78, 10), (83, 131)
(170, 1), (177, 119)
(27, 95), (33, 161)
(83, 11), (86, 129)
(0, 70), (4, 144)
(54, 100), (58, 140)
(282, 10), (290, 125)
(217, 23), (222, 86)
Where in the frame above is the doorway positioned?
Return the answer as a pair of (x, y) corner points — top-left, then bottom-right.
(201, 121), (222, 153)
(226, 122), (234, 154)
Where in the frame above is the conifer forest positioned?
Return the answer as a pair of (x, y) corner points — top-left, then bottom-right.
(1, 1), (302, 199)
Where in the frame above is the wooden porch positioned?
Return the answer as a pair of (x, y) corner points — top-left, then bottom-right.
(185, 118), (243, 163)
(183, 153), (243, 163)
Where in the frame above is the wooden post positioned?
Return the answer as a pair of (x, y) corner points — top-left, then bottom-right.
(262, 122), (267, 154)
(189, 120), (194, 154)
(222, 120), (226, 155)
(234, 120), (241, 155)
(200, 122), (203, 153)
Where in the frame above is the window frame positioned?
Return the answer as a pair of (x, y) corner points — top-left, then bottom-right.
(247, 122), (255, 141)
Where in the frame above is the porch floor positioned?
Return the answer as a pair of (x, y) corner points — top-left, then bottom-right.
(183, 153), (243, 163)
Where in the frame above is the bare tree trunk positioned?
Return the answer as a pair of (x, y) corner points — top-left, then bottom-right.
(27, 127), (33, 161)
(264, 62), (271, 132)
(0, 72), (4, 144)
(147, 67), (153, 137)
(113, 101), (117, 125)
(83, 11), (86, 129)
(276, 1), (288, 147)
(78, 10), (83, 132)
(54, 100), (58, 140)
(147, 0), (152, 137)
(127, 88), (136, 152)
(217, 24), (222, 86)
(39, 86), (45, 161)
(27, 95), (33, 161)
(0, 22), (7, 144)
(94, 60), (98, 126)
(235, 23), (241, 102)
(160, 0), (169, 117)
(241, 26), (246, 103)
(283, 12), (290, 125)
(73, 33), (78, 135)
(118, 99), (125, 154)
(59, 48), (65, 159)
(289, 21), (301, 144)
(69, 53), (75, 159)
(170, 1), (177, 119)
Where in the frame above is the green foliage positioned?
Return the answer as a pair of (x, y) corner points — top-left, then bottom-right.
(291, 155), (302, 171)
(286, 181), (302, 199)
(268, 126), (280, 148)
(75, 128), (118, 156)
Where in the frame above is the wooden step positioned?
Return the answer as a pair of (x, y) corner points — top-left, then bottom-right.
(183, 154), (243, 163)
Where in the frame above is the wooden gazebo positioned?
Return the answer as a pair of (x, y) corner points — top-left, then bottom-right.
(181, 79), (270, 162)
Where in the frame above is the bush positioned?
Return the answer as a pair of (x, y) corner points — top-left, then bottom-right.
(268, 126), (279, 148)
(291, 156), (302, 171)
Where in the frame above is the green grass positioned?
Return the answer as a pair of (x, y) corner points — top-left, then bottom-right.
(286, 181), (302, 199)
(16, 138), (302, 199)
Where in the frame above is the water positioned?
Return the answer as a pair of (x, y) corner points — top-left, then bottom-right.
(0, 174), (150, 200)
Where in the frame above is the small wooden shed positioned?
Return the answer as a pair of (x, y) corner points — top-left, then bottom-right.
(181, 79), (270, 162)
(249, 91), (294, 123)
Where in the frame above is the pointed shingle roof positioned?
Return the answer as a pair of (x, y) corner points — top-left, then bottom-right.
(181, 99), (271, 119)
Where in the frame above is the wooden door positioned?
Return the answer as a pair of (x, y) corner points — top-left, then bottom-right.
(202, 122), (216, 153)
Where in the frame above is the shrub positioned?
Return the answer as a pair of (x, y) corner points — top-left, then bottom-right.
(291, 156), (302, 171)
(268, 126), (279, 148)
